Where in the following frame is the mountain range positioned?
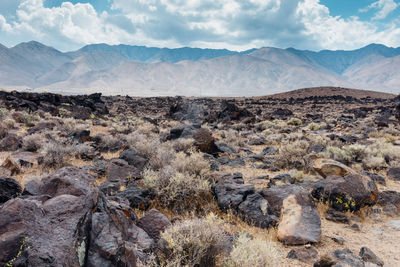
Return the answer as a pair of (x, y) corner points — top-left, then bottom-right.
(0, 41), (399, 96)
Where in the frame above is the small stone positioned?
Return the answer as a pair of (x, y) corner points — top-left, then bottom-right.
(287, 246), (318, 262)
(325, 209), (350, 224)
(359, 247), (384, 266)
(387, 167), (400, 181)
(331, 236), (345, 245)
(313, 255), (336, 267)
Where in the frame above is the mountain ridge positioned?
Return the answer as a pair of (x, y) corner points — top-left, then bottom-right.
(0, 41), (399, 96)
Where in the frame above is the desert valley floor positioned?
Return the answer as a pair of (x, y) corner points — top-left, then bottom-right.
(0, 87), (400, 266)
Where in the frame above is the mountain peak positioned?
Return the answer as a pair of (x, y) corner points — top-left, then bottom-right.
(12, 41), (60, 52)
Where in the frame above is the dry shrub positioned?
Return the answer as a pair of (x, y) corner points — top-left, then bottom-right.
(0, 123), (8, 139)
(40, 141), (74, 168)
(100, 134), (124, 152)
(308, 122), (327, 131)
(363, 156), (385, 169)
(3, 118), (15, 129)
(320, 146), (353, 164)
(136, 121), (158, 136)
(148, 144), (175, 170)
(22, 133), (43, 152)
(224, 234), (280, 267)
(317, 138), (400, 170)
(159, 215), (228, 267)
(287, 117), (302, 126)
(172, 138), (195, 152)
(126, 132), (155, 158)
(143, 167), (211, 212)
(274, 140), (310, 170)
(221, 129), (245, 147)
(56, 118), (77, 133)
(172, 151), (209, 176)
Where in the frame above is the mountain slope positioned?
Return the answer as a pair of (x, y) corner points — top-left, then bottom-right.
(1, 41), (400, 96)
(43, 54), (353, 96)
(344, 55), (400, 93)
(288, 44), (400, 74)
(11, 41), (72, 75)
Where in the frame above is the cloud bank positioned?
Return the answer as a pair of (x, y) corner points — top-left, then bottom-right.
(0, 0), (399, 51)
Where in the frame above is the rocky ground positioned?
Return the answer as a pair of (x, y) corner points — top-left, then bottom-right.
(0, 88), (400, 266)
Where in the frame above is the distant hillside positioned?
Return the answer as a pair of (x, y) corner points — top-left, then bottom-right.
(266, 87), (396, 99)
(0, 41), (400, 96)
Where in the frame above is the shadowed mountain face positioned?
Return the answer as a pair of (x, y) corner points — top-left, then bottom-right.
(0, 41), (399, 96)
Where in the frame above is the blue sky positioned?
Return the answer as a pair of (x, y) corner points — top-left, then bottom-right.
(1, 0), (400, 51)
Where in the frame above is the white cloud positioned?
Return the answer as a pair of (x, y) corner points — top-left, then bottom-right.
(0, 0), (399, 51)
(0, 0), (136, 50)
(0, 14), (13, 32)
(360, 0), (399, 20)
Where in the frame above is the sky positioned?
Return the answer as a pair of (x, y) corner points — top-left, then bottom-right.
(0, 0), (400, 52)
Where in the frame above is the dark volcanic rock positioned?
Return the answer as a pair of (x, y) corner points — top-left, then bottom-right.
(0, 167), (98, 266)
(68, 130), (91, 143)
(115, 183), (152, 210)
(359, 247), (384, 266)
(262, 146), (279, 155)
(387, 167), (400, 181)
(377, 190), (400, 213)
(273, 108), (293, 117)
(106, 159), (142, 182)
(237, 193), (278, 229)
(287, 247), (318, 262)
(325, 208), (350, 224)
(311, 174), (378, 211)
(212, 173), (255, 212)
(88, 195), (153, 266)
(27, 121), (57, 134)
(193, 128), (220, 155)
(217, 100), (254, 122)
(0, 177), (22, 204)
(119, 148), (148, 171)
(363, 171), (386, 186)
(137, 209), (171, 241)
(333, 249), (364, 267)
(0, 134), (22, 151)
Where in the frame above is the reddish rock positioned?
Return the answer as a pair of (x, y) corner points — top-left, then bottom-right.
(313, 158), (356, 178)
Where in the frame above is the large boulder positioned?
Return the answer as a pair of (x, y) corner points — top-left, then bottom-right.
(260, 185), (321, 245)
(0, 167), (98, 266)
(212, 173), (255, 212)
(311, 174), (378, 211)
(88, 195), (153, 266)
(313, 158), (356, 178)
(0, 177), (22, 204)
